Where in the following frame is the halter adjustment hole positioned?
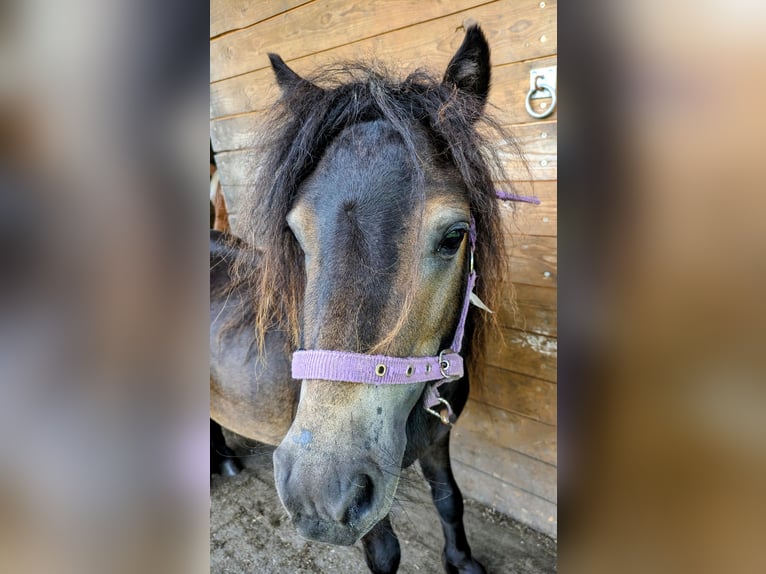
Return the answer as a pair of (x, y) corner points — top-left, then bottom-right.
(425, 364), (432, 373)
(405, 365), (414, 377)
(375, 364), (387, 377)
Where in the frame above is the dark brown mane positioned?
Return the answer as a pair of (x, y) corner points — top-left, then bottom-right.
(227, 59), (520, 369)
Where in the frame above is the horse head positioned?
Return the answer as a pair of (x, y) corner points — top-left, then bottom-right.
(249, 26), (503, 545)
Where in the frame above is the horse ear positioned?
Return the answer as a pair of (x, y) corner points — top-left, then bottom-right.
(443, 25), (491, 108)
(268, 53), (322, 97)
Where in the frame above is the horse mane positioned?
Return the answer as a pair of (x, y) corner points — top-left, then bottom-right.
(227, 60), (519, 370)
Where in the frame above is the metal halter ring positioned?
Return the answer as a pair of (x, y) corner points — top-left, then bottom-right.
(525, 78), (557, 119)
(425, 397), (454, 426)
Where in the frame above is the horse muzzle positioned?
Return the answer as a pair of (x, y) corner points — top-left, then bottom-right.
(273, 442), (389, 545)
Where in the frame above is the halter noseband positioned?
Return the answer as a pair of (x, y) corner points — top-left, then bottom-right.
(290, 193), (539, 426)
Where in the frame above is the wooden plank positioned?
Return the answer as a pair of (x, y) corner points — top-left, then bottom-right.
(215, 184), (245, 236)
(452, 460), (557, 538)
(504, 234), (556, 287)
(217, 184), (249, 216)
(497, 282), (557, 336)
(211, 0), (312, 38)
(214, 148), (268, 187)
(500, 180), (556, 237)
(501, 292), (557, 336)
(214, 150), (243, 186)
(210, 112), (265, 152)
(453, 399), (557, 468)
(495, 120), (557, 181)
(472, 366), (556, 424)
(211, 0), (489, 82)
(485, 327), (556, 382)
(210, 0), (557, 114)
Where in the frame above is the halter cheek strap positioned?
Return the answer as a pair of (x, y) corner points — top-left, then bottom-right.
(291, 222), (478, 425)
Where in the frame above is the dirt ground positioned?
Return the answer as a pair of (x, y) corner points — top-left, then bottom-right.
(211, 431), (556, 574)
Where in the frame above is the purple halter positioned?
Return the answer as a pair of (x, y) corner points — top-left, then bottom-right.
(291, 191), (539, 425)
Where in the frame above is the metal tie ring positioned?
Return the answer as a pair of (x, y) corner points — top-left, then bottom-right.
(525, 79), (557, 119)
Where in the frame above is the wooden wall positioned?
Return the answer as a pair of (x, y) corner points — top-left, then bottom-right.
(210, 0), (557, 538)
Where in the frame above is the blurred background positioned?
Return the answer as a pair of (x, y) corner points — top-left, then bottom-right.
(561, 1), (766, 573)
(0, 0), (764, 573)
(0, 1), (209, 573)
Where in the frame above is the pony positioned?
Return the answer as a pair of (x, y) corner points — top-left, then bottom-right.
(211, 25), (513, 574)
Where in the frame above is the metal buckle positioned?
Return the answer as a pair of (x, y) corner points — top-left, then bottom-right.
(425, 397), (454, 426)
(438, 348), (455, 379)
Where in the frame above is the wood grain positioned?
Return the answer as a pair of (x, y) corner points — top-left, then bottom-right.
(213, 147), (270, 188)
(452, 459), (557, 537)
(471, 366), (556, 424)
(485, 327), (556, 382)
(210, 0), (557, 113)
(505, 234), (557, 287)
(210, 112), (265, 152)
(497, 282), (557, 336)
(452, 401), (557, 492)
(211, 0), (489, 82)
(217, 184), (249, 218)
(495, 120), (557, 181)
(211, 0), (312, 38)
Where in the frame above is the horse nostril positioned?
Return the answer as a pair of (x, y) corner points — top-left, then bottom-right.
(345, 473), (374, 524)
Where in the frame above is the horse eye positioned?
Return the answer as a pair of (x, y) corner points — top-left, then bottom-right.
(437, 228), (467, 257)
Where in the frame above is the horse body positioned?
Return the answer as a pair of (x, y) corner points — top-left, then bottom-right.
(210, 232), (299, 445)
(211, 25), (508, 573)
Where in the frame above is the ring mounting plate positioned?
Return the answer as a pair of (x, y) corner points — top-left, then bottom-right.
(530, 66), (557, 99)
